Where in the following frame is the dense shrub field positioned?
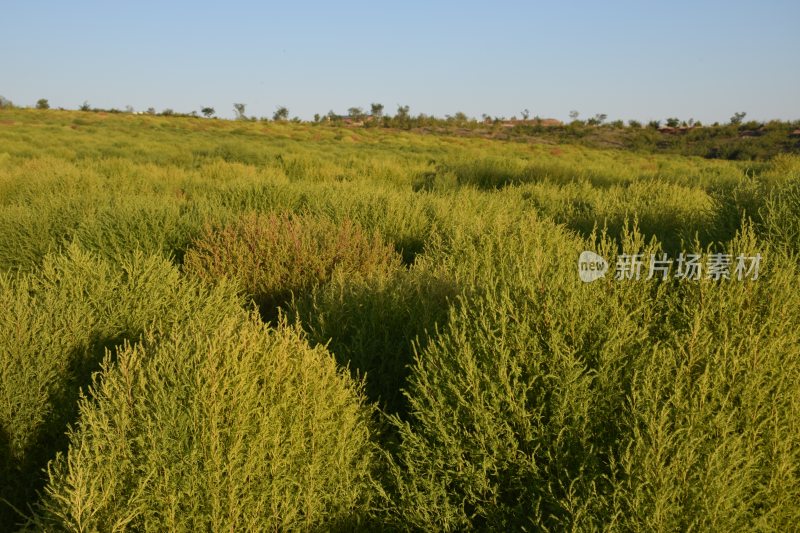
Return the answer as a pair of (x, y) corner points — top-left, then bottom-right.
(0, 108), (798, 531)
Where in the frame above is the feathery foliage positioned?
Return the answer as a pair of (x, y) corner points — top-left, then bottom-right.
(0, 107), (798, 531)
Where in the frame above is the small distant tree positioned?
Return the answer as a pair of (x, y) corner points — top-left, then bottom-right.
(647, 120), (661, 129)
(146, 107), (156, 115)
(666, 117), (680, 127)
(370, 103), (384, 118)
(628, 119), (642, 128)
(730, 111), (747, 125)
(313, 113), (321, 123)
(586, 113), (606, 126)
(161, 108), (174, 116)
(233, 103), (247, 120)
(521, 109), (530, 120)
(0, 95), (13, 109)
(273, 106), (289, 121)
(569, 110), (580, 120)
(201, 107), (215, 118)
(348, 107), (364, 120)
(396, 105), (410, 120)
(125, 105), (134, 113)
(80, 101), (91, 111)
(36, 98), (50, 110)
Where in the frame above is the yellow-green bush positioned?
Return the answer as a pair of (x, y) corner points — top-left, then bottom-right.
(290, 266), (457, 414)
(606, 229), (800, 531)
(386, 218), (661, 530)
(387, 221), (800, 530)
(0, 247), (243, 528)
(518, 179), (718, 251)
(30, 315), (379, 531)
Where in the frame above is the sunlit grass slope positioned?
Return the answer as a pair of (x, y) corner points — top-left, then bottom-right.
(0, 108), (798, 531)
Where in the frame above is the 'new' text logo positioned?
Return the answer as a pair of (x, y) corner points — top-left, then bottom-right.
(578, 251), (608, 283)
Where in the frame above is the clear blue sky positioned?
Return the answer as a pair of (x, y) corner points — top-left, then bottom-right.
(2, 0), (799, 122)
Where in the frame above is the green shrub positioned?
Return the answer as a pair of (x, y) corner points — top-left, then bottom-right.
(761, 179), (800, 254)
(0, 247), (243, 528)
(291, 266), (457, 415)
(385, 219), (659, 530)
(31, 314), (379, 531)
(607, 228), (800, 531)
(72, 199), (205, 263)
(386, 220), (800, 530)
(519, 179), (717, 253)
